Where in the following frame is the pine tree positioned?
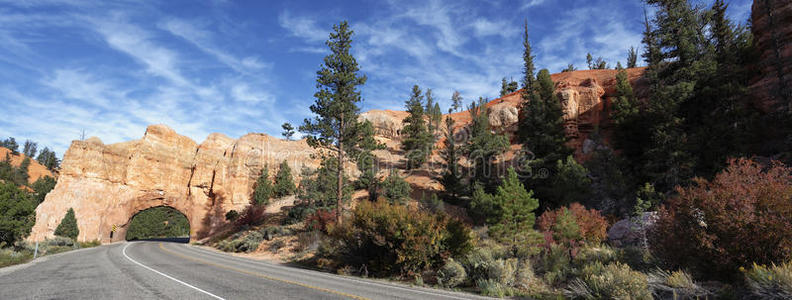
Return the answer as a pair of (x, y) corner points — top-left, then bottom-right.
(521, 70), (571, 173)
(562, 64), (576, 72)
(545, 156), (591, 208)
(281, 123), (295, 140)
(401, 85), (433, 169)
(299, 21), (373, 223)
(641, 0), (705, 191)
(627, 46), (638, 68)
(355, 120), (385, 201)
(13, 157), (30, 186)
(0, 182), (36, 245)
(500, 78), (519, 96)
(432, 102), (442, 132)
(273, 160), (296, 197)
(36, 147), (59, 171)
(482, 167), (540, 247)
(2, 137), (18, 155)
(253, 166), (273, 205)
(611, 68), (638, 125)
(450, 90), (463, 113)
(54, 207), (79, 240)
(521, 20), (535, 94)
(31, 175), (56, 204)
(22, 140), (37, 158)
(466, 98), (509, 191)
(381, 170), (411, 204)
(440, 116), (463, 200)
(425, 89), (435, 131)
(586, 53), (594, 70)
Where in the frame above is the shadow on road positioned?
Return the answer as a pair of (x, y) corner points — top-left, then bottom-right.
(127, 237), (190, 244)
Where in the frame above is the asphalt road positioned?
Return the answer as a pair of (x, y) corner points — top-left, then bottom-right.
(0, 241), (491, 299)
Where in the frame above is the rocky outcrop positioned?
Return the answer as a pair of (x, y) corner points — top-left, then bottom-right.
(607, 212), (658, 247)
(30, 69), (647, 243)
(750, 0), (792, 113)
(30, 125), (319, 243)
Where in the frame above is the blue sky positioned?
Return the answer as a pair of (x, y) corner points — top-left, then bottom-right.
(0, 0), (752, 157)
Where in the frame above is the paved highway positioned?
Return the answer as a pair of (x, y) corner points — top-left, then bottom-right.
(0, 241), (490, 299)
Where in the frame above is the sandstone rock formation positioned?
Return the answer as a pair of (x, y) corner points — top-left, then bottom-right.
(30, 125), (319, 243)
(30, 68), (646, 243)
(750, 0), (792, 113)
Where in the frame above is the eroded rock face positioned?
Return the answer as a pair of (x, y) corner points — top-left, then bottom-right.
(750, 0), (792, 113)
(30, 125), (319, 243)
(30, 69), (646, 243)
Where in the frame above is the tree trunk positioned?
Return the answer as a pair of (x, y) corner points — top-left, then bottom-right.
(337, 113), (345, 225)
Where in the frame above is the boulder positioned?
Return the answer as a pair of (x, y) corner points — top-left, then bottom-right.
(607, 212), (658, 248)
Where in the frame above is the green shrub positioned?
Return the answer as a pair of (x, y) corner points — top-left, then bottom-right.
(380, 170), (411, 204)
(0, 182), (36, 245)
(539, 244), (572, 286)
(477, 279), (515, 298)
(328, 200), (472, 277)
(225, 210), (239, 222)
(269, 239), (285, 253)
(487, 258), (517, 287)
(648, 269), (709, 299)
(564, 262), (652, 300)
(217, 231), (263, 253)
(573, 246), (619, 267)
(514, 259), (536, 291)
(437, 259), (466, 288)
(745, 262), (792, 299)
(259, 226), (293, 241)
(79, 240), (101, 248)
(0, 247), (32, 268)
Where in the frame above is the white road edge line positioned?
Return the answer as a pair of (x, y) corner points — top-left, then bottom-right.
(178, 243), (486, 300)
(122, 243), (225, 300)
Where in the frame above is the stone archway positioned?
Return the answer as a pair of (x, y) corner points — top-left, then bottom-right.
(105, 191), (197, 243)
(122, 205), (191, 242)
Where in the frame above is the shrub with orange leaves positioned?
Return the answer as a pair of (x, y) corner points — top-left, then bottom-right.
(305, 209), (336, 234)
(538, 203), (609, 246)
(650, 158), (792, 280)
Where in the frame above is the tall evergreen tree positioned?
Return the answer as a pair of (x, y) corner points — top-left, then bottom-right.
(476, 167), (539, 247)
(253, 166), (273, 205)
(14, 157), (30, 186)
(22, 140), (37, 158)
(273, 160), (296, 197)
(0, 182), (35, 245)
(1, 137), (18, 155)
(36, 148), (59, 171)
(440, 116), (463, 200)
(380, 170), (411, 205)
(466, 98), (509, 191)
(449, 90), (463, 113)
(641, 0), (706, 191)
(627, 46), (638, 68)
(432, 102), (442, 133)
(31, 176), (56, 204)
(299, 21), (373, 223)
(401, 85), (434, 169)
(500, 78), (519, 96)
(281, 123), (295, 140)
(355, 120), (385, 201)
(54, 207), (79, 240)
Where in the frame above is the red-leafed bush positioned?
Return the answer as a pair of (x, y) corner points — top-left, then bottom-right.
(235, 204), (266, 227)
(650, 158), (792, 280)
(305, 209), (336, 234)
(538, 203), (609, 246)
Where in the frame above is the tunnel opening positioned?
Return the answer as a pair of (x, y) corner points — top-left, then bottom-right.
(125, 206), (190, 243)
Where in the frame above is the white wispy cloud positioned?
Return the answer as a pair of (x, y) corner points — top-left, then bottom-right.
(160, 18), (270, 74)
(521, 0), (545, 10)
(278, 11), (329, 42)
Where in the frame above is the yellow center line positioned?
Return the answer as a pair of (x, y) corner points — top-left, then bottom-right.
(157, 242), (368, 300)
